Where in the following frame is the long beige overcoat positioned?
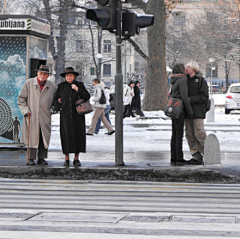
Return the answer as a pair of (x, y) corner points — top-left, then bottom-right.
(17, 77), (56, 149)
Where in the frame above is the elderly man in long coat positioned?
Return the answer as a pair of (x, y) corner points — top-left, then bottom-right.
(17, 65), (56, 166)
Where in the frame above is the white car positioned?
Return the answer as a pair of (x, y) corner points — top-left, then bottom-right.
(225, 83), (240, 114)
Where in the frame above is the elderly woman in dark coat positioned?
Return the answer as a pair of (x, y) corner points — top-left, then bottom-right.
(53, 67), (90, 166)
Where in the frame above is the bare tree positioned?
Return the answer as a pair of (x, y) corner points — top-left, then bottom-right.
(191, 0), (240, 89)
(9, 0), (75, 85)
(129, 0), (168, 111)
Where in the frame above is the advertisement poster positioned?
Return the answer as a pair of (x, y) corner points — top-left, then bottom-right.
(0, 36), (48, 144)
(29, 36), (47, 60)
(0, 36), (26, 143)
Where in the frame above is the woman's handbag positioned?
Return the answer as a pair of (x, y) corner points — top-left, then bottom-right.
(164, 96), (183, 119)
(99, 89), (106, 104)
(75, 99), (93, 115)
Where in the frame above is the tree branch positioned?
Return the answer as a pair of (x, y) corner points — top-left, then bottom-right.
(88, 24), (97, 68)
(127, 38), (149, 61)
(129, 0), (147, 11)
(71, 2), (89, 11)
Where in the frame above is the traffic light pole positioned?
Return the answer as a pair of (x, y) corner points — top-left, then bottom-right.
(86, 0), (154, 166)
(115, 0), (124, 166)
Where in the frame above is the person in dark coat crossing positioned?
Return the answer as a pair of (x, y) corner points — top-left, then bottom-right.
(53, 67), (90, 166)
(131, 81), (145, 117)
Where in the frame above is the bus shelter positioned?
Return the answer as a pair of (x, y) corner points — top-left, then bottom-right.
(0, 15), (51, 146)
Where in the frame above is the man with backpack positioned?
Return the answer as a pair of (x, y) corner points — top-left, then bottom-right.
(185, 61), (209, 165)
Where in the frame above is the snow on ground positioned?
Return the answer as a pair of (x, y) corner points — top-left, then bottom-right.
(50, 106), (240, 156)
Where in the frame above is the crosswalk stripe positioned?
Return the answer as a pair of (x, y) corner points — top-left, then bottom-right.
(0, 179), (240, 238)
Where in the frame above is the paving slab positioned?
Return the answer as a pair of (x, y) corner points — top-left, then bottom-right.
(30, 212), (126, 223)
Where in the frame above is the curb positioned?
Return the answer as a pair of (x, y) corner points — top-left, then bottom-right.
(0, 166), (237, 183)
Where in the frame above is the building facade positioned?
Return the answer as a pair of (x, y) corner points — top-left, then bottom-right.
(166, 0), (240, 86)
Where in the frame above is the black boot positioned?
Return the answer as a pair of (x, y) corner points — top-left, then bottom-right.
(27, 159), (35, 166)
(188, 152), (204, 165)
(175, 159), (189, 166)
(73, 159), (81, 167)
(170, 159), (176, 166)
(37, 158), (48, 165)
(63, 160), (69, 166)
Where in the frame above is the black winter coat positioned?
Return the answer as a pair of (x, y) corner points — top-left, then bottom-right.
(53, 80), (90, 154)
(131, 86), (141, 109)
(187, 72), (209, 119)
(170, 74), (193, 118)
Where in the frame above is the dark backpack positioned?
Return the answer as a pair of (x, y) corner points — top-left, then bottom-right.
(199, 78), (211, 112)
(206, 98), (211, 112)
(99, 89), (106, 104)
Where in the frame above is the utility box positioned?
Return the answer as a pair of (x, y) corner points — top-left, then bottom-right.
(0, 15), (51, 145)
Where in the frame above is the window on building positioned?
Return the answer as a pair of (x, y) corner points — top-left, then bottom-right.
(76, 40), (84, 53)
(90, 67), (95, 75)
(206, 11), (219, 25)
(134, 61), (139, 72)
(78, 20), (83, 28)
(84, 18), (91, 26)
(206, 63), (218, 78)
(67, 11), (75, 25)
(174, 12), (185, 26)
(56, 36), (61, 53)
(103, 40), (111, 53)
(76, 63), (84, 81)
(91, 21), (97, 27)
(173, 37), (184, 51)
(84, 18), (97, 27)
(103, 64), (111, 76)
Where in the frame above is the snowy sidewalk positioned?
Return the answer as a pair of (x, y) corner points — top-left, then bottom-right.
(1, 107), (240, 182)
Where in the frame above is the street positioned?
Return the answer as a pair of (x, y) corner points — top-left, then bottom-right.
(0, 179), (240, 238)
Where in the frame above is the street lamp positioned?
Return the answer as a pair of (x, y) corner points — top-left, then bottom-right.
(96, 53), (102, 79)
(209, 57), (215, 97)
(207, 57), (215, 122)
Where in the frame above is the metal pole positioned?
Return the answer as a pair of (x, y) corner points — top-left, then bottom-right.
(97, 27), (102, 79)
(225, 59), (229, 92)
(4, 0), (6, 14)
(124, 41), (127, 84)
(27, 115), (30, 165)
(115, 0), (124, 166)
(210, 61), (213, 97)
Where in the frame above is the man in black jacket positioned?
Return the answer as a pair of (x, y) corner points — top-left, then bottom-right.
(185, 61), (209, 165)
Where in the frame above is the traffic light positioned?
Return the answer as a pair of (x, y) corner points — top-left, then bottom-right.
(122, 11), (154, 38)
(86, 0), (117, 31)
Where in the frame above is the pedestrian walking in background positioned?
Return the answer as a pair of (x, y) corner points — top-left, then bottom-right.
(169, 64), (193, 166)
(123, 80), (135, 118)
(94, 81), (112, 134)
(185, 61), (209, 165)
(131, 81), (145, 117)
(17, 65), (56, 166)
(86, 78), (115, 136)
(53, 67), (90, 167)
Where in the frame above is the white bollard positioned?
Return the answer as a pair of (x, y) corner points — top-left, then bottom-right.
(206, 98), (215, 122)
(204, 133), (221, 165)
